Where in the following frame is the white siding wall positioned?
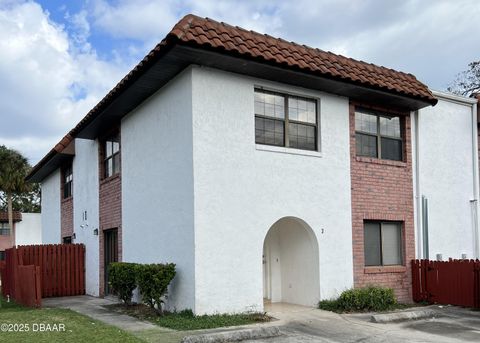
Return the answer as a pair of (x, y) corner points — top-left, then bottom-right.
(41, 169), (61, 244)
(121, 68), (195, 311)
(191, 67), (353, 314)
(15, 213), (42, 245)
(415, 93), (477, 259)
(73, 138), (100, 296)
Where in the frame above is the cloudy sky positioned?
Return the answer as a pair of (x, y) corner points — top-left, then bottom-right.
(1, 0), (479, 165)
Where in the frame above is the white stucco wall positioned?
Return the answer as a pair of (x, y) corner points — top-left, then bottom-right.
(415, 92), (478, 259)
(41, 169), (61, 244)
(72, 138), (100, 296)
(191, 66), (353, 314)
(121, 68), (195, 311)
(15, 213), (42, 245)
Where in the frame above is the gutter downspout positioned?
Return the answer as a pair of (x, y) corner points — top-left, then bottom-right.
(413, 110), (424, 259)
(471, 100), (480, 259)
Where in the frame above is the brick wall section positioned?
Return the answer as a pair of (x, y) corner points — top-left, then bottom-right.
(98, 130), (122, 297)
(349, 103), (415, 302)
(61, 197), (74, 240)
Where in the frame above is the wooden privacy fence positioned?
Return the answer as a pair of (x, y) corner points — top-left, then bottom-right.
(0, 244), (85, 306)
(0, 248), (42, 307)
(412, 259), (480, 308)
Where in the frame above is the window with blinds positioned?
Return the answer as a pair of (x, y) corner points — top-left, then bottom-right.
(364, 221), (403, 266)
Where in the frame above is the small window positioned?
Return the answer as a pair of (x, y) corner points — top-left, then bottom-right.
(364, 221), (403, 266)
(355, 109), (403, 161)
(103, 133), (120, 178)
(63, 164), (73, 199)
(0, 223), (10, 236)
(255, 89), (317, 151)
(63, 236), (72, 244)
(0, 251), (5, 261)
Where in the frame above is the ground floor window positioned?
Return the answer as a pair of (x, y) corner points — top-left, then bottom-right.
(63, 236), (72, 244)
(0, 251), (5, 260)
(0, 223), (10, 236)
(364, 221), (403, 266)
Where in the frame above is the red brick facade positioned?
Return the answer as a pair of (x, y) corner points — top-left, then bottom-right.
(98, 130), (122, 296)
(60, 166), (74, 241)
(60, 197), (73, 241)
(349, 102), (415, 302)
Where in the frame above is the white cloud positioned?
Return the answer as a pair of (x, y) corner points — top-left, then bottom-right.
(0, 1), (128, 165)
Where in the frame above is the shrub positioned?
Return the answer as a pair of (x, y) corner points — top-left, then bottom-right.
(136, 263), (176, 315)
(108, 262), (138, 304)
(319, 286), (396, 313)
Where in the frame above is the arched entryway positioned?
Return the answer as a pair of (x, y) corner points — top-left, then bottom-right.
(262, 217), (320, 307)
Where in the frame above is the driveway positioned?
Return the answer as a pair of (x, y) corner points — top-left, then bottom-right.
(252, 303), (480, 343)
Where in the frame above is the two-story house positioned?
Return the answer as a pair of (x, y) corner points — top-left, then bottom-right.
(27, 15), (479, 315)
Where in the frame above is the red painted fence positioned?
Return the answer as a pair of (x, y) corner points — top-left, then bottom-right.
(412, 259), (480, 308)
(0, 244), (85, 307)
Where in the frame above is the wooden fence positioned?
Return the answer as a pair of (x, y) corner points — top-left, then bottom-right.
(0, 244), (85, 306)
(412, 259), (480, 308)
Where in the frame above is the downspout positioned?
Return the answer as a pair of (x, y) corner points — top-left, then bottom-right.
(413, 110), (424, 258)
(470, 100), (480, 259)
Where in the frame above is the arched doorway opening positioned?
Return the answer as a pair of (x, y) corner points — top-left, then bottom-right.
(262, 217), (320, 307)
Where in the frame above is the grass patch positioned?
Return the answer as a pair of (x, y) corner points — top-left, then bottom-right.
(0, 296), (144, 343)
(106, 304), (271, 331)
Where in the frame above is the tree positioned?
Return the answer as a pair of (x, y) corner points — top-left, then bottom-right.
(447, 61), (480, 96)
(0, 146), (33, 246)
(0, 184), (40, 213)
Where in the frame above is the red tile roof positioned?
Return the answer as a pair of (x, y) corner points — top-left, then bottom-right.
(0, 211), (22, 222)
(170, 15), (436, 103)
(27, 14), (436, 181)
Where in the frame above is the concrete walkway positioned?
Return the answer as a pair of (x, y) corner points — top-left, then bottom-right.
(43, 295), (185, 343)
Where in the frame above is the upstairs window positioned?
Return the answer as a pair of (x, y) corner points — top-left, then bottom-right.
(63, 164), (73, 199)
(255, 89), (318, 151)
(364, 221), (403, 266)
(0, 223), (10, 236)
(103, 133), (120, 178)
(355, 110), (403, 161)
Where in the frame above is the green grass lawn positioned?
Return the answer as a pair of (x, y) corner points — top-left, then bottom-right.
(107, 304), (271, 331)
(0, 297), (144, 343)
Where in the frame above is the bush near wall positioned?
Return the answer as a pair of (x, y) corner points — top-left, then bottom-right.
(136, 263), (176, 315)
(108, 262), (138, 304)
(319, 286), (397, 312)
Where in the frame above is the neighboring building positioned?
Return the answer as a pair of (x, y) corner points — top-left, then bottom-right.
(0, 212), (42, 259)
(26, 15), (479, 314)
(413, 91), (479, 261)
(15, 213), (42, 246)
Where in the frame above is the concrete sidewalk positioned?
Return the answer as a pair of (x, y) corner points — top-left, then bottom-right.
(43, 295), (185, 342)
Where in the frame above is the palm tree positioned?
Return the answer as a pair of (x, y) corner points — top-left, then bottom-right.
(0, 146), (31, 246)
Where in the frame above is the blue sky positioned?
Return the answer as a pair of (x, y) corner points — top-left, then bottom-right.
(1, 0), (479, 164)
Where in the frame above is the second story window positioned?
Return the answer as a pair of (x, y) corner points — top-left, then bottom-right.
(0, 223), (10, 236)
(255, 89), (318, 151)
(104, 133), (120, 178)
(63, 164), (73, 199)
(355, 109), (403, 161)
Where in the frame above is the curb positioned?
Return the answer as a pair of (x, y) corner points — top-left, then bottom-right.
(181, 326), (281, 343)
(371, 309), (438, 323)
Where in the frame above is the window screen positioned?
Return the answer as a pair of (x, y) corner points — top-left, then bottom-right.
(364, 221), (403, 266)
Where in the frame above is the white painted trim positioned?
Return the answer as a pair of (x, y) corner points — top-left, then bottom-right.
(255, 144), (323, 157)
(431, 90), (478, 105)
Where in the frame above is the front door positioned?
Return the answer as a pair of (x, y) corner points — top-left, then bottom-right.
(104, 228), (118, 295)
